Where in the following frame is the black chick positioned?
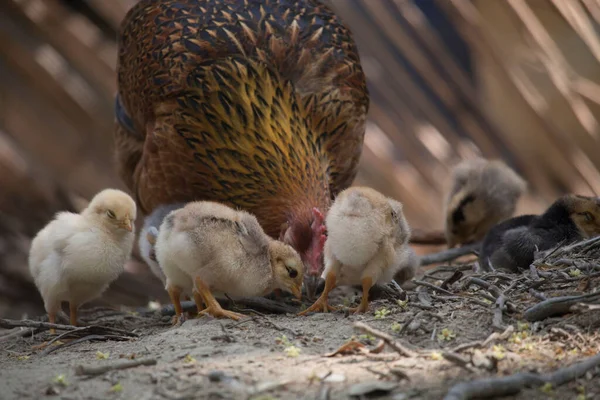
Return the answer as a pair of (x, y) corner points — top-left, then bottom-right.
(479, 194), (600, 272)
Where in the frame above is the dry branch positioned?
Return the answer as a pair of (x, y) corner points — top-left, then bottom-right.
(419, 243), (480, 266)
(0, 319), (76, 332)
(353, 322), (418, 357)
(492, 294), (507, 332)
(524, 291), (600, 321)
(444, 351), (600, 400)
(156, 297), (296, 316)
(409, 229), (447, 246)
(75, 358), (157, 376)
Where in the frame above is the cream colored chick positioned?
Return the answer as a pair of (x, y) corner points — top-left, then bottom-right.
(445, 158), (526, 248)
(28, 189), (136, 332)
(155, 201), (304, 321)
(300, 187), (415, 315)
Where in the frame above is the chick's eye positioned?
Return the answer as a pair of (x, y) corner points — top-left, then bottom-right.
(286, 266), (298, 278)
(583, 212), (594, 222)
(106, 210), (116, 219)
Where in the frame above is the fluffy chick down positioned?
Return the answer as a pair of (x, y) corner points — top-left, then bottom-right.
(138, 203), (185, 285)
(155, 201), (304, 320)
(28, 189), (136, 326)
(325, 187), (415, 286)
(445, 158), (526, 248)
(301, 187), (417, 315)
(479, 194), (600, 272)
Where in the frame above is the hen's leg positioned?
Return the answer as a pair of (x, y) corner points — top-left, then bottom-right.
(348, 276), (373, 313)
(167, 284), (185, 325)
(194, 277), (245, 321)
(298, 264), (339, 315)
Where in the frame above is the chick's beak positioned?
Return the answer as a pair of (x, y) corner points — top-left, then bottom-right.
(121, 219), (133, 232)
(290, 284), (302, 300)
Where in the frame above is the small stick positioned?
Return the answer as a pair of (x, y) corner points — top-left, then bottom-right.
(158, 297), (296, 316)
(353, 322), (418, 357)
(75, 357), (157, 376)
(524, 291), (600, 321)
(450, 326), (514, 353)
(419, 242), (481, 266)
(443, 351), (600, 400)
(492, 294), (507, 332)
(412, 280), (455, 296)
(425, 265), (472, 278)
(441, 270), (464, 290)
(465, 278), (502, 298)
(0, 319), (75, 332)
(0, 328), (35, 343)
(42, 334), (134, 356)
(442, 352), (476, 373)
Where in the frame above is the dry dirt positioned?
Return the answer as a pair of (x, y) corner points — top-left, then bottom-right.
(1, 264), (600, 400)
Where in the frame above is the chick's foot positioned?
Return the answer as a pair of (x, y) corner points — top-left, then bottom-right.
(199, 306), (246, 321)
(348, 276), (372, 314)
(298, 297), (338, 315)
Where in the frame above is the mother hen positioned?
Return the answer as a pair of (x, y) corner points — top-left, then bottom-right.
(115, 0), (369, 298)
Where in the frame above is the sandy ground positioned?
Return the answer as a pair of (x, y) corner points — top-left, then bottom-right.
(1, 271), (600, 400)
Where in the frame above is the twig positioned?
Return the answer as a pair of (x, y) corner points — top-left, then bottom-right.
(443, 351), (600, 400)
(570, 302), (600, 313)
(353, 322), (418, 357)
(157, 297), (296, 316)
(528, 289), (547, 301)
(41, 334), (134, 356)
(0, 319), (75, 332)
(449, 326), (514, 353)
(412, 280), (455, 296)
(442, 352), (476, 373)
(425, 265), (472, 278)
(465, 278), (502, 298)
(524, 291), (600, 321)
(492, 294), (507, 332)
(0, 328), (35, 342)
(409, 228), (447, 246)
(441, 271), (464, 290)
(75, 357), (157, 376)
(419, 243), (481, 266)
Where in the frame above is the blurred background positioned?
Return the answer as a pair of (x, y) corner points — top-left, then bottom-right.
(1, 0), (600, 318)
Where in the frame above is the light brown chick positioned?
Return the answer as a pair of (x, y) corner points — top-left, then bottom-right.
(300, 187), (415, 315)
(445, 158), (526, 248)
(28, 189), (136, 332)
(155, 201), (304, 321)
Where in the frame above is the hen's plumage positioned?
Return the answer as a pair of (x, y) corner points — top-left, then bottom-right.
(115, 0), (369, 296)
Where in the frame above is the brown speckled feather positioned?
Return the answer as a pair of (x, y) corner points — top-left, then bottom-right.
(115, 0), (368, 272)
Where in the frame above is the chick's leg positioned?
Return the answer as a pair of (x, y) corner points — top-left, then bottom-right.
(48, 310), (57, 335)
(298, 269), (339, 316)
(69, 302), (79, 326)
(348, 276), (373, 314)
(194, 277), (245, 321)
(192, 289), (205, 314)
(167, 284), (185, 325)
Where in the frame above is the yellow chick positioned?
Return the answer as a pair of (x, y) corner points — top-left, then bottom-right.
(155, 201), (304, 321)
(28, 189), (136, 332)
(444, 158), (526, 248)
(300, 187), (415, 315)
